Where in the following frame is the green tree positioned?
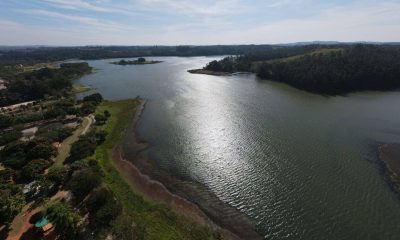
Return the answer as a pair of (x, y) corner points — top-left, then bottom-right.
(21, 159), (51, 181)
(83, 93), (103, 105)
(0, 187), (26, 224)
(46, 201), (81, 238)
(26, 142), (57, 160)
(95, 130), (108, 144)
(104, 110), (111, 118)
(95, 114), (107, 125)
(46, 166), (67, 185)
(69, 169), (101, 200)
(68, 136), (97, 162)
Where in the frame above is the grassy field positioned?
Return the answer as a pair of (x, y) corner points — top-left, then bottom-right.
(94, 99), (222, 240)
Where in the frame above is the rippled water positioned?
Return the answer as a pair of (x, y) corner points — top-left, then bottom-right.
(75, 56), (400, 239)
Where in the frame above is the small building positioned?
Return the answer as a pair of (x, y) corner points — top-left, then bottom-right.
(22, 181), (37, 195)
(21, 127), (38, 141)
(52, 141), (61, 148)
(0, 79), (6, 90)
(41, 223), (53, 233)
(65, 114), (77, 120)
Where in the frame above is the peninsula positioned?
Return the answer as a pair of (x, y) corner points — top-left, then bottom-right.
(189, 45), (400, 95)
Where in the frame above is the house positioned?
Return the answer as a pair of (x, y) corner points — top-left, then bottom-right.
(21, 126), (38, 141)
(41, 223), (53, 233)
(22, 181), (38, 195)
(0, 79), (6, 90)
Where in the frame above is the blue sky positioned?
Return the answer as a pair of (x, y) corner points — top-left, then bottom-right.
(0, 0), (399, 45)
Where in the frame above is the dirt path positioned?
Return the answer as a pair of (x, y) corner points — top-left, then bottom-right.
(7, 203), (42, 240)
(53, 116), (93, 167)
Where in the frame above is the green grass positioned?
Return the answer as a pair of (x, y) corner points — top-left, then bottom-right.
(94, 98), (222, 240)
(250, 48), (344, 71)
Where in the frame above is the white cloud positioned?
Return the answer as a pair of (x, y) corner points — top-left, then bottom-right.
(1, 1), (399, 45)
(0, 18), (20, 26)
(135, 0), (246, 16)
(18, 9), (129, 32)
(41, 0), (121, 13)
(156, 1), (400, 45)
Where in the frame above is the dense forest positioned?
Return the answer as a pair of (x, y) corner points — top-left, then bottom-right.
(0, 45), (283, 66)
(202, 44), (400, 95)
(0, 62), (92, 107)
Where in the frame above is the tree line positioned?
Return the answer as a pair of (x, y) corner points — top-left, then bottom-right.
(202, 44), (400, 95)
(0, 62), (92, 107)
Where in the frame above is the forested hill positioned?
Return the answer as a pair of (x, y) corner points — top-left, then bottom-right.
(257, 45), (400, 94)
(201, 44), (400, 95)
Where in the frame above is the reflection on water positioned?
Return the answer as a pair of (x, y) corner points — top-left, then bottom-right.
(76, 56), (400, 240)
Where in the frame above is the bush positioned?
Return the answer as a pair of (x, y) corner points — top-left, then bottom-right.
(104, 110), (111, 118)
(95, 130), (107, 144)
(95, 114), (107, 125)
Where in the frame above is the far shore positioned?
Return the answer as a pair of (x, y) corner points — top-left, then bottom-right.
(111, 60), (163, 65)
(188, 69), (232, 76)
(113, 100), (262, 240)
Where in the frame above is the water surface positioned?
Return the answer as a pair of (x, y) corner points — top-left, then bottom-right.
(76, 56), (400, 240)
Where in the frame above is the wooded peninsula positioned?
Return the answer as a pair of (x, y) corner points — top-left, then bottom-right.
(192, 44), (400, 95)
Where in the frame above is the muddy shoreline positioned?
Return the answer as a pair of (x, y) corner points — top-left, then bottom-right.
(113, 100), (262, 239)
(378, 143), (400, 192)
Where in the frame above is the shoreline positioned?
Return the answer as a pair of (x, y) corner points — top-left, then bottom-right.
(378, 143), (400, 192)
(188, 69), (232, 76)
(113, 100), (262, 240)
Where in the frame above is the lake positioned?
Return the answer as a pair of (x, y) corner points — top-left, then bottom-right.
(75, 56), (400, 240)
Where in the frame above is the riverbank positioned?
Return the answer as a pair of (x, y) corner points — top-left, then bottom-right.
(378, 144), (400, 192)
(94, 99), (228, 240)
(188, 69), (232, 76)
(115, 101), (262, 239)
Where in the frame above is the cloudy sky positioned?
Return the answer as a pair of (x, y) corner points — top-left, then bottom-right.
(0, 0), (399, 45)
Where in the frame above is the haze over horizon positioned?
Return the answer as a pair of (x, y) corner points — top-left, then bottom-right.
(0, 0), (399, 46)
